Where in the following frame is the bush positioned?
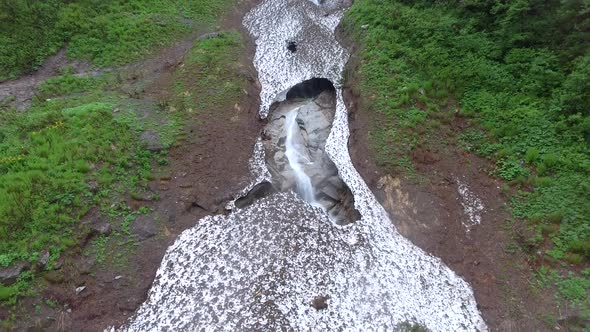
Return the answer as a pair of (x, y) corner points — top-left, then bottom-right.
(525, 147), (540, 164)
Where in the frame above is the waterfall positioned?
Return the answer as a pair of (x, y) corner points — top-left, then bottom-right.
(284, 109), (316, 204)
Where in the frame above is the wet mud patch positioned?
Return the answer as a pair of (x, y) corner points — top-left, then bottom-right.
(262, 78), (360, 224)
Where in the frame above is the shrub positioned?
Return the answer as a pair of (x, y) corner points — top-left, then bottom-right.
(565, 253), (584, 265)
(525, 147), (540, 164)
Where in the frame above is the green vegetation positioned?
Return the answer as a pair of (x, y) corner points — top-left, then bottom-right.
(172, 32), (245, 114)
(0, 0), (243, 309)
(0, 29), (244, 309)
(532, 267), (590, 318)
(345, 0), (589, 317)
(0, 0), (233, 80)
(0, 73), (157, 269)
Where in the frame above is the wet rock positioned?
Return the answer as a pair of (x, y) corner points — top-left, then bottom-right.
(188, 188), (227, 214)
(287, 41), (297, 53)
(43, 270), (65, 284)
(311, 296), (329, 310)
(0, 262), (29, 285)
(235, 181), (276, 209)
(314, 90), (335, 109)
(319, 185), (340, 201)
(316, 197), (337, 211)
(131, 215), (158, 240)
(140, 131), (164, 152)
(263, 86), (361, 225)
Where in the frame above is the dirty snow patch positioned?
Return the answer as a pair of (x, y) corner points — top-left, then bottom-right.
(457, 179), (485, 231)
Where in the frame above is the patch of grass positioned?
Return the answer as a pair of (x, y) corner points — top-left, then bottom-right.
(0, 0), (235, 80)
(0, 68), (181, 272)
(174, 32), (245, 113)
(1, 23), (245, 309)
(91, 235), (109, 265)
(0, 271), (34, 306)
(36, 68), (110, 100)
(0, 0), (243, 310)
(105, 203), (150, 236)
(345, 0), (590, 261)
(532, 267), (590, 314)
(0, 285), (18, 302)
(0, 97), (135, 266)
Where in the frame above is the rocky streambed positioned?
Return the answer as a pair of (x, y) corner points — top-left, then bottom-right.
(116, 0), (487, 331)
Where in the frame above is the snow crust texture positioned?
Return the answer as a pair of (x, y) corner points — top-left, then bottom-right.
(118, 0), (488, 331)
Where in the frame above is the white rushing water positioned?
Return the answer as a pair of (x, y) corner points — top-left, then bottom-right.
(284, 109), (317, 204)
(117, 0), (488, 331)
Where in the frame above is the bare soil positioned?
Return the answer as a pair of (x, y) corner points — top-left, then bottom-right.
(344, 46), (560, 331)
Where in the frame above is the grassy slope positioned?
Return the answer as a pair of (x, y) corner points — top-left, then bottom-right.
(344, 0), (589, 322)
(0, 0), (229, 81)
(0, 0), (242, 307)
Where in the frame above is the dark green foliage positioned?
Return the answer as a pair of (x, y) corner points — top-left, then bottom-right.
(0, 96), (145, 266)
(345, 0), (589, 312)
(0, 0), (233, 80)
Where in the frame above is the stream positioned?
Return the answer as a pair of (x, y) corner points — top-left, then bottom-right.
(117, 0), (487, 330)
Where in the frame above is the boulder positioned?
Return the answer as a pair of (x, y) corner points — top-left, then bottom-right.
(235, 181), (276, 209)
(75, 286), (86, 295)
(131, 215), (158, 241)
(78, 255), (96, 275)
(140, 131), (164, 152)
(311, 295), (329, 310)
(36, 251), (51, 270)
(0, 262), (29, 285)
(43, 271), (65, 284)
(90, 221), (112, 237)
(319, 184), (340, 201)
